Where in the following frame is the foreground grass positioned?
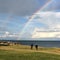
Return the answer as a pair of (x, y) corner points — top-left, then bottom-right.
(0, 45), (60, 60)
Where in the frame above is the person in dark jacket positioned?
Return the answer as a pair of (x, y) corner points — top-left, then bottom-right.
(31, 44), (33, 50)
(35, 45), (38, 50)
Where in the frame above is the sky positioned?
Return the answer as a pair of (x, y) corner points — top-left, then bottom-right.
(0, 0), (60, 40)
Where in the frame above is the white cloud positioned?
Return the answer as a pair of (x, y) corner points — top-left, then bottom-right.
(36, 11), (54, 17)
(30, 12), (60, 38)
(5, 32), (10, 35)
(55, 12), (60, 18)
(32, 28), (60, 38)
(34, 12), (60, 29)
(0, 31), (19, 39)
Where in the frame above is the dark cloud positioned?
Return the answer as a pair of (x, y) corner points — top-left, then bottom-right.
(0, 0), (41, 16)
(0, 0), (60, 16)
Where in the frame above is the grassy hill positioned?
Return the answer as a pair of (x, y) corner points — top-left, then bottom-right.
(0, 44), (60, 60)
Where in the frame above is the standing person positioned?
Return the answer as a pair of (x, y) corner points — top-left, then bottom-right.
(35, 45), (38, 50)
(31, 44), (33, 50)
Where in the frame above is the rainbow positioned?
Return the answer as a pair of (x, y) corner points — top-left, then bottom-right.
(17, 0), (52, 40)
(29, 0), (52, 20)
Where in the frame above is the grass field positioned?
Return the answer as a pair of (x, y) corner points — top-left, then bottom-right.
(0, 44), (60, 60)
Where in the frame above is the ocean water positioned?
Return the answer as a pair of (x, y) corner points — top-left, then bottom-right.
(0, 40), (60, 47)
(17, 40), (60, 48)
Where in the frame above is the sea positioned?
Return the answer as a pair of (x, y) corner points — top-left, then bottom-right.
(0, 40), (60, 48)
(17, 40), (60, 48)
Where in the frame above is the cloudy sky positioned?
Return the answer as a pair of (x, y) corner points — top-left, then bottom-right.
(0, 0), (60, 40)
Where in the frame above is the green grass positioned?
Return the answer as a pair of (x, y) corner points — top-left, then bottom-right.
(0, 49), (60, 60)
